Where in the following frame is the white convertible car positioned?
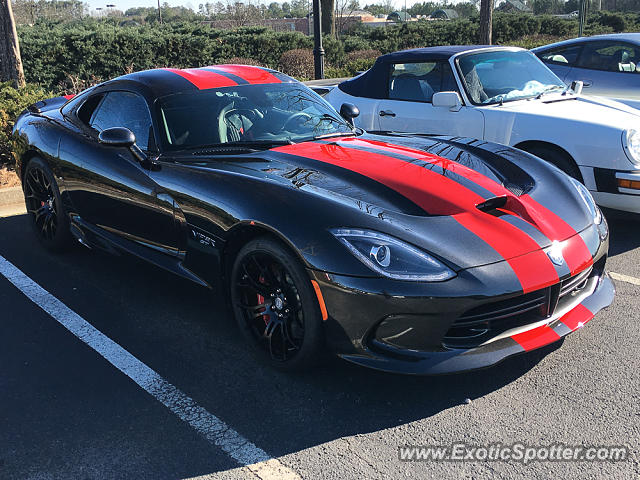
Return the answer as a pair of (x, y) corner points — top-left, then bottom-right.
(323, 46), (640, 213)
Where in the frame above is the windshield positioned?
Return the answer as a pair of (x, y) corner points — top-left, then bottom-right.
(456, 50), (565, 105)
(157, 83), (354, 150)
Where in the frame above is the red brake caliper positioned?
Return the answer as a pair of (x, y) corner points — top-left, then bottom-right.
(256, 276), (270, 325)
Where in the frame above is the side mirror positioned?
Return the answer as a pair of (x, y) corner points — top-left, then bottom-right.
(340, 103), (360, 126)
(98, 127), (136, 147)
(571, 80), (584, 95)
(432, 91), (462, 112)
(97, 126), (158, 170)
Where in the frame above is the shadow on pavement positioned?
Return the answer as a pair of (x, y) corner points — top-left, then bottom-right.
(603, 208), (640, 257)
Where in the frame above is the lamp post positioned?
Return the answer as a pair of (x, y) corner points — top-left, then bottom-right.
(312, 0), (324, 79)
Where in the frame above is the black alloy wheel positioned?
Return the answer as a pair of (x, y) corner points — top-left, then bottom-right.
(23, 158), (72, 251)
(231, 237), (323, 371)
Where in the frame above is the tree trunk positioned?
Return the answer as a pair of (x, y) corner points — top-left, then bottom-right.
(0, 0), (26, 87)
(479, 0), (494, 45)
(320, 0), (334, 36)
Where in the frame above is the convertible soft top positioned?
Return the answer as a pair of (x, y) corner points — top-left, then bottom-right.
(338, 45), (493, 99)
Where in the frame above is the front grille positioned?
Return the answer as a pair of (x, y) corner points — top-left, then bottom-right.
(443, 265), (597, 349)
(560, 266), (592, 298)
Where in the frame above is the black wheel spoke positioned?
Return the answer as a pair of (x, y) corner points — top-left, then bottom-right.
(237, 302), (270, 320)
(239, 266), (272, 297)
(26, 166), (59, 243)
(234, 251), (305, 363)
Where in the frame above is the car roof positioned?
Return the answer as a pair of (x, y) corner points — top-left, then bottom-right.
(532, 33), (640, 51)
(102, 65), (296, 98)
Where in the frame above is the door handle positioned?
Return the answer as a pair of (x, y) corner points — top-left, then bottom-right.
(379, 110), (396, 117)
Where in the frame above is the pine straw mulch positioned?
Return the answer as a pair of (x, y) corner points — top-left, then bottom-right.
(0, 166), (21, 188)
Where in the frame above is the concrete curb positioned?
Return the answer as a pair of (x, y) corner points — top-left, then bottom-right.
(0, 186), (24, 207)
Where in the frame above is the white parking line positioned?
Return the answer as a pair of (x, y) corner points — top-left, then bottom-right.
(0, 254), (300, 480)
(609, 271), (640, 286)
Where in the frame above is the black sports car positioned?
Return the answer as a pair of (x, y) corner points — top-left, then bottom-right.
(11, 65), (614, 374)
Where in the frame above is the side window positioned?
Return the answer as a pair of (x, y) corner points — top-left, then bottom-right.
(90, 91), (154, 150)
(77, 94), (104, 125)
(577, 42), (640, 73)
(388, 62), (457, 103)
(538, 45), (583, 66)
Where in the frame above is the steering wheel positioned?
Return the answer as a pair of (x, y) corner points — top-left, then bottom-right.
(282, 112), (313, 133)
(225, 108), (262, 124)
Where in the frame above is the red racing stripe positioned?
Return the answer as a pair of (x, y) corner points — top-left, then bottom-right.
(274, 141), (560, 292)
(163, 68), (237, 90)
(519, 194), (594, 275)
(211, 65), (282, 85)
(275, 141), (486, 215)
(342, 138), (593, 277)
(346, 138), (508, 197)
(558, 303), (593, 331)
(454, 212), (559, 293)
(511, 324), (561, 351)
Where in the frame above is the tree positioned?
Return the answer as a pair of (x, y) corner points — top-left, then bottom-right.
(478, 0), (493, 44)
(321, 0), (335, 35)
(0, 0), (25, 87)
(335, 0), (360, 35)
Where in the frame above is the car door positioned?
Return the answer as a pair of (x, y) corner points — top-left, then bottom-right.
(568, 40), (640, 102)
(536, 43), (584, 83)
(59, 90), (180, 255)
(375, 60), (484, 139)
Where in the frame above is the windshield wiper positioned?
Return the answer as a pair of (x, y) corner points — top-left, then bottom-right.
(187, 139), (295, 152)
(536, 85), (564, 99)
(312, 131), (358, 141)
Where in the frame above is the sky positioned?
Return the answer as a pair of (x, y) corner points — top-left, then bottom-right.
(85, 0), (472, 14)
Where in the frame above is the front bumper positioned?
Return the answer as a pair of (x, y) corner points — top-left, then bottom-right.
(592, 168), (640, 213)
(311, 226), (613, 375)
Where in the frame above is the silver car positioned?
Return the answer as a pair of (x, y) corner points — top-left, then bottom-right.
(533, 33), (640, 109)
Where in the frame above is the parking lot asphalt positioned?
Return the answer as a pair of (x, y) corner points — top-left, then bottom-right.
(0, 208), (639, 479)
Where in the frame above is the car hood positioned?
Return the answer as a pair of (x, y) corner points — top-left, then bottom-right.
(259, 135), (595, 274)
(486, 94), (640, 130)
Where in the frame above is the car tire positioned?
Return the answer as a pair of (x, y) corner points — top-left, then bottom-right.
(23, 157), (73, 252)
(525, 145), (583, 182)
(230, 236), (324, 372)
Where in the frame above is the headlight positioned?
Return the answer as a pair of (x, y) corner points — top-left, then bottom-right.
(622, 129), (640, 166)
(330, 229), (456, 282)
(570, 178), (602, 225)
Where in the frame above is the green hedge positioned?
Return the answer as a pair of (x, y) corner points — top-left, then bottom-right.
(15, 12), (640, 91)
(0, 82), (53, 165)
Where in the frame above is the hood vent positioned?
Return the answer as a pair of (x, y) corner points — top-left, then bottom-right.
(476, 196), (508, 213)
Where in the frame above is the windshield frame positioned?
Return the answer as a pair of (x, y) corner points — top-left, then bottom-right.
(453, 48), (566, 107)
(153, 83), (354, 152)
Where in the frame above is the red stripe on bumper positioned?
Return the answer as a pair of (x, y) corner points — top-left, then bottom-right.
(511, 324), (562, 352)
(163, 68), (237, 90)
(559, 303), (593, 331)
(211, 65), (282, 84)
